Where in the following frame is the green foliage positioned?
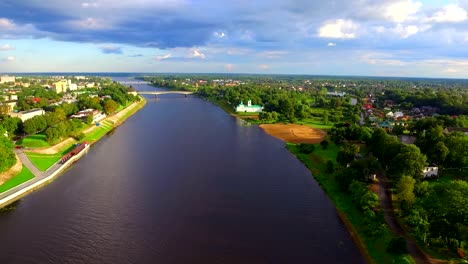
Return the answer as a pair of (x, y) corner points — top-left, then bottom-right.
(320, 139), (329, 149)
(103, 99), (118, 115)
(0, 166), (35, 193)
(326, 160), (334, 173)
(388, 144), (427, 180)
(298, 143), (315, 154)
(0, 135), (15, 172)
(387, 237), (408, 254)
(336, 143), (360, 167)
(23, 115), (47, 135)
(397, 176), (416, 210)
(360, 191), (379, 212)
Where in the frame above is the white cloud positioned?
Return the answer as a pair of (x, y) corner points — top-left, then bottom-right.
(259, 50), (289, 59)
(6, 56), (15, 62)
(70, 18), (111, 30)
(327, 42), (336, 47)
(444, 68), (458, 73)
(383, 0), (422, 23)
(189, 48), (205, 59)
(0, 18), (15, 30)
(361, 53), (405, 66)
(375, 26), (386, 33)
(430, 4), (467, 23)
(0, 44), (14, 51)
(81, 2), (99, 8)
(318, 19), (358, 39)
(258, 64), (269, 70)
(214, 32), (226, 38)
(155, 53), (172, 60)
(392, 24), (431, 38)
(224, 64), (233, 71)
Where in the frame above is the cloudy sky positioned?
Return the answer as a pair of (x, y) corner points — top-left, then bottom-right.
(1, 0), (468, 77)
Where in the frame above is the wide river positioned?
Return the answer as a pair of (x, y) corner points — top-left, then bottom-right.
(0, 78), (364, 263)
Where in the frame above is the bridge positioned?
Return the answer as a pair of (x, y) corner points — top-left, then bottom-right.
(119, 81), (149, 85)
(137, 91), (194, 95)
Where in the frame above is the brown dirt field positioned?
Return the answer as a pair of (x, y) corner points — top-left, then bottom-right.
(27, 137), (76, 155)
(259, 123), (327, 144)
(0, 155), (22, 185)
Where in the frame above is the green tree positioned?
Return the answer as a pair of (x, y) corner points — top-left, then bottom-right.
(389, 144), (427, 179)
(396, 176), (416, 210)
(103, 99), (118, 115)
(336, 144), (360, 167)
(320, 140), (329, 149)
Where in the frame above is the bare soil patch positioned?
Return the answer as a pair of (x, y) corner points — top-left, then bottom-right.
(259, 123), (327, 144)
(27, 137), (76, 155)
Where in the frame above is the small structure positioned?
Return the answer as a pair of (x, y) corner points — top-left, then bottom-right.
(71, 109), (106, 123)
(9, 108), (45, 122)
(236, 100), (263, 113)
(422, 166), (438, 179)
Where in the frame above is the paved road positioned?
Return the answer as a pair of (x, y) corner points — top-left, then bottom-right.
(0, 149), (62, 203)
(376, 171), (444, 264)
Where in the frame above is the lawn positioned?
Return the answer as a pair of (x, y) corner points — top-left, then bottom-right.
(0, 166), (35, 194)
(287, 142), (414, 264)
(296, 117), (334, 130)
(25, 152), (61, 171)
(17, 134), (50, 148)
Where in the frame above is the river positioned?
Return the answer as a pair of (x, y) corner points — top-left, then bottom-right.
(0, 78), (364, 263)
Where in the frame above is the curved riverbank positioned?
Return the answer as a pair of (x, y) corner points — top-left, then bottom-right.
(0, 97), (146, 208)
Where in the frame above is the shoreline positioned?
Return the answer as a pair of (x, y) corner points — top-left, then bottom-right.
(203, 97), (378, 263)
(0, 97), (146, 208)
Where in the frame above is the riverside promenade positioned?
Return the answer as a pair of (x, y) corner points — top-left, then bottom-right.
(0, 146), (89, 208)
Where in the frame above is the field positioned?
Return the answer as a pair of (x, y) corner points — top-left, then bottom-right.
(84, 120), (115, 142)
(0, 166), (35, 194)
(259, 123), (327, 144)
(17, 134), (50, 148)
(25, 152), (62, 171)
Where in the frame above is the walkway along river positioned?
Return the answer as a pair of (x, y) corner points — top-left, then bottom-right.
(0, 79), (364, 263)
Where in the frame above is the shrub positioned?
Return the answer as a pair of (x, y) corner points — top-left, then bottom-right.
(387, 236), (408, 254)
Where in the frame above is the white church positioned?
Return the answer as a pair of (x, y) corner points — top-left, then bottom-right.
(236, 100), (263, 113)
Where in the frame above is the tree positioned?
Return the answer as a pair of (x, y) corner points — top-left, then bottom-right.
(396, 176), (416, 210)
(389, 144), (427, 180)
(298, 143), (315, 154)
(326, 160), (334, 173)
(336, 144), (360, 167)
(369, 128), (387, 158)
(444, 132), (468, 168)
(2, 117), (22, 137)
(387, 236), (408, 254)
(323, 111), (329, 125)
(0, 135), (15, 172)
(430, 141), (449, 165)
(360, 191), (379, 211)
(320, 140), (329, 149)
(103, 99), (118, 115)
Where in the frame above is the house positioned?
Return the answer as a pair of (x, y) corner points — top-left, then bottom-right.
(422, 166), (438, 178)
(9, 108), (45, 122)
(71, 109), (106, 123)
(326, 91), (346, 97)
(444, 127), (468, 135)
(0, 75), (15, 84)
(386, 111), (394, 118)
(236, 100), (263, 113)
(394, 111), (404, 119)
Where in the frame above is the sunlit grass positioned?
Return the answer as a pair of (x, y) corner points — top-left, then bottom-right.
(0, 166), (35, 194)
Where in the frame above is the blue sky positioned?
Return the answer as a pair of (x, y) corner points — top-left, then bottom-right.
(1, 0), (468, 77)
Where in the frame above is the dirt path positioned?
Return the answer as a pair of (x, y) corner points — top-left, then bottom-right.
(376, 171), (445, 264)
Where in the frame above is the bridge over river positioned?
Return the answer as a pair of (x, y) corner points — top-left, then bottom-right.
(137, 91), (194, 95)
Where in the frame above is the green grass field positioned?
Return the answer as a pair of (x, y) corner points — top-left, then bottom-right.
(17, 134), (50, 148)
(25, 152), (61, 171)
(295, 117), (335, 130)
(287, 142), (414, 264)
(0, 166), (35, 194)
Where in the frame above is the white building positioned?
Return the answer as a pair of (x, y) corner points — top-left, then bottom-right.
(422, 166), (438, 178)
(9, 108), (45, 122)
(0, 75), (15, 84)
(236, 100), (263, 113)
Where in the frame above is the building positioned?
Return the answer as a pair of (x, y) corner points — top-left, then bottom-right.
(0, 75), (15, 84)
(53, 80), (68, 93)
(0, 100), (17, 114)
(71, 109), (106, 123)
(422, 166), (438, 178)
(236, 100), (263, 113)
(9, 108), (45, 122)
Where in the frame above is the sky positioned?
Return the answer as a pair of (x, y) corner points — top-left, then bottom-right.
(1, 0), (468, 77)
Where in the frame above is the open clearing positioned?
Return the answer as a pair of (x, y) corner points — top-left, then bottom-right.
(260, 123), (327, 144)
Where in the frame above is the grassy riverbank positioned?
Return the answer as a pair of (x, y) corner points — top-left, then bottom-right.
(287, 143), (414, 264)
(0, 166), (34, 194)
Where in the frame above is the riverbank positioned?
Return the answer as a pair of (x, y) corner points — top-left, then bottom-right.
(0, 97), (146, 208)
(287, 143), (415, 264)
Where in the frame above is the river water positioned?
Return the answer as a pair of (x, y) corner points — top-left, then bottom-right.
(0, 78), (364, 263)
